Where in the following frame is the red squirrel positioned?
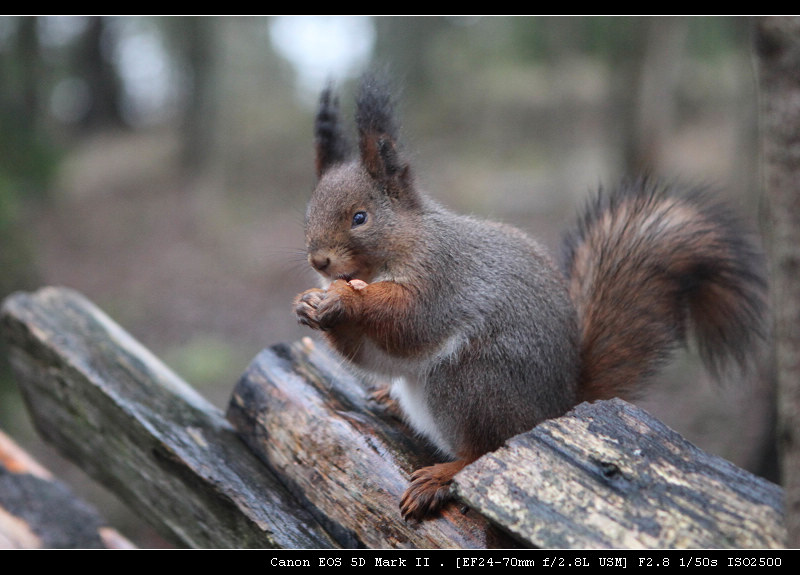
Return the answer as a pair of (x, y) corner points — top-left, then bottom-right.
(293, 76), (768, 521)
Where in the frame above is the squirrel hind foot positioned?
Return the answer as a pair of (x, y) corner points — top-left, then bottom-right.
(399, 459), (470, 521)
(369, 385), (404, 419)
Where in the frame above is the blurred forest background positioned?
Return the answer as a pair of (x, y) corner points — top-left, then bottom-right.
(0, 16), (774, 547)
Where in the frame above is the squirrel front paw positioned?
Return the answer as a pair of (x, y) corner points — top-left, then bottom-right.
(294, 279), (365, 331)
(294, 288), (326, 329)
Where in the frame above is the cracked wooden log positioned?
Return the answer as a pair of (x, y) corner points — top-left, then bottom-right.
(452, 399), (786, 549)
(0, 430), (135, 549)
(226, 337), (513, 549)
(0, 286), (336, 549)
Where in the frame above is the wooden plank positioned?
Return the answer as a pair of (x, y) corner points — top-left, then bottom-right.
(452, 398), (786, 549)
(227, 337), (515, 549)
(0, 430), (135, 549)
(0, 287), (337, 549)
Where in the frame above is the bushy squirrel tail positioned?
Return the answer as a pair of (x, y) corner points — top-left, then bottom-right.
(561, 179), (769, 402)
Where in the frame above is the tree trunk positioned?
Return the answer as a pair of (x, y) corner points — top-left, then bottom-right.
(755, 16), (800, 548)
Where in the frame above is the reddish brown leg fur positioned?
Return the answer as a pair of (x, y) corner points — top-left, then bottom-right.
(400, 459), (473, 520)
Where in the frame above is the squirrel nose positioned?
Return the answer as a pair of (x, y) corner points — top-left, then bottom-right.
(310, 254), (331, 273)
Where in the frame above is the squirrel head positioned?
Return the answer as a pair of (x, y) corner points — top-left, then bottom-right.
(303, 77), (422, 285)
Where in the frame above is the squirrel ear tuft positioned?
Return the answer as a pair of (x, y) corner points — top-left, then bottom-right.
(314, 84), (351, 178)
(355, 74), (414, 197)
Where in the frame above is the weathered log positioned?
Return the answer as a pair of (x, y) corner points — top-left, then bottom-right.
(0, 430), (135, 549)
(226, 337), (514, 549)
(0, 287), (337, 549)
(4, 286), (785, 550)
(453, 398), (786, 549)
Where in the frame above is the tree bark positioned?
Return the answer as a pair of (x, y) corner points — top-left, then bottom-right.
(0, 287), (336, 549)
(755, 16), (800, 548)
(453, 399), (785, 549)
(227, 338), (515, 549)
(0, 430), (135, 549)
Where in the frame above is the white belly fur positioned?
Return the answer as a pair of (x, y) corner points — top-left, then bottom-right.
(359, 332), (467, 458)
(391, 375), (453, 456)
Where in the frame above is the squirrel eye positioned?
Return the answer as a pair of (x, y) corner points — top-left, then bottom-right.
(352, 211), (367, 227)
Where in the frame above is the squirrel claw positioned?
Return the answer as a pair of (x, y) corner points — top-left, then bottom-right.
(370, 386), (403, 419)
(399, 460), (469, 521)
(293, 283), (352, 331)
(294, 289), (324, 329)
